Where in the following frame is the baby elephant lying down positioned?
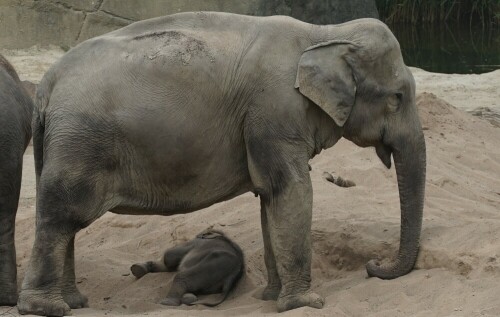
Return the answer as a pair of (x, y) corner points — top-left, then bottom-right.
(131, 229), (244, 306)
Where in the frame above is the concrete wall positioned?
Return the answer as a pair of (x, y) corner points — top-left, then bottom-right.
(0, 0), (378, 49)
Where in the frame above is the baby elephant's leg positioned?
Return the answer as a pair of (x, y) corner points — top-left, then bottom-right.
(131, 242), (195, 278)
(161, 251), (238, 306)
(160, 274), (187, 306)
(181, 293), (198, 305)
(130, 260), (167, 278)
(163, 242), (195, 271)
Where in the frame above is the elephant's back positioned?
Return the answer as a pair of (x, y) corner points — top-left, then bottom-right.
(49, 10), (311, 76)
(106, 11), (309, 39)
(44, 13), (248, 99)
(42, 11), (312, 112)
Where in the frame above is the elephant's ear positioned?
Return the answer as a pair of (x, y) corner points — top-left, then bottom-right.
(295, 40), (357, 127)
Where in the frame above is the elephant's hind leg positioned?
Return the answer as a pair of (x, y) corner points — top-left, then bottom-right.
(18, 169), (111, 316)
(0, 156), (22, 306)
(18, 221), (73, 316)
(62, 237), (88, 309)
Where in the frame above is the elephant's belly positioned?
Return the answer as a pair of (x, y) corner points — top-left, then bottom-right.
(110, 175), (253, 215)
(111, 145), (254, 216)
(109, 184), (252, 216)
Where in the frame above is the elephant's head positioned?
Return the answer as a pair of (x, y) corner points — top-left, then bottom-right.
(295, 18), (426, 279)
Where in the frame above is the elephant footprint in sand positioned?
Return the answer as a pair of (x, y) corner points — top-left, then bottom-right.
(18, 12), (426, 316)
(131, 229), (244, 307)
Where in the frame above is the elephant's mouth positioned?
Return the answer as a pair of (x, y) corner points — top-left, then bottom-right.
(376, 143), (393, 169)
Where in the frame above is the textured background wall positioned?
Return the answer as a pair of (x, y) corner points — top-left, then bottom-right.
(0, 0), (378, 49)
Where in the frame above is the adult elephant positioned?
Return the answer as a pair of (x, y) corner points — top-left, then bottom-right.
(0, 54), (33, 306)
(18, 12), (426, 316)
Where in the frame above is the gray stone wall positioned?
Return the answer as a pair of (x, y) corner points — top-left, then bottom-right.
(0, 0), (378, 49)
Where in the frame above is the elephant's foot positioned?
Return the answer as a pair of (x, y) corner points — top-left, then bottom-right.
(0, 287), (18, 306)
(181, 293), (198, 305)
(277, 291), (324, 312)
(160, 297), (181, 306)
(17, 290), (71, 316)
(130, 263), (149, 279)
(62, 287), (88, 309)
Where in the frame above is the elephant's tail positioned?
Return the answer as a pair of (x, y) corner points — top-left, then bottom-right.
(32, 69), (56, 184)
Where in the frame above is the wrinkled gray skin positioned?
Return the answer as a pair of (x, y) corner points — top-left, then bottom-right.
(18, 12), (426, 316)
(0, 55), (33, 306)
(130, 229), (244, 307)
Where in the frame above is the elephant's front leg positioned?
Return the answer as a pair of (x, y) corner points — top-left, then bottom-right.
(266, 176), (324, 312)
(247, 140), (324, 312)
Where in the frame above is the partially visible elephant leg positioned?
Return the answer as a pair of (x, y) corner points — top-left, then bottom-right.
(247, 139), (324, 312)
(0, 158), (22, 306)
(259, 201), (281, 301)
(62, 237), (88, 309)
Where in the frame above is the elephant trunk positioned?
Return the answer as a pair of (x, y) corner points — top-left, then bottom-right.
(366, 132), (426, 279)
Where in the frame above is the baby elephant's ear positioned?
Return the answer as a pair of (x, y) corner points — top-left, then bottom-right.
(295, 40), (357, 127)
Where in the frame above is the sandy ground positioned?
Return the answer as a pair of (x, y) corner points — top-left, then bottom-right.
(1, 47), (499, 317)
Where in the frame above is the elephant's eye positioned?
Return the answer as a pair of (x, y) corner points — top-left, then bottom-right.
(387, 93), (402, 113)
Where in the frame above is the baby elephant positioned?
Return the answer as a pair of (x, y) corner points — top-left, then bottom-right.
(131, 229), (244, 307)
